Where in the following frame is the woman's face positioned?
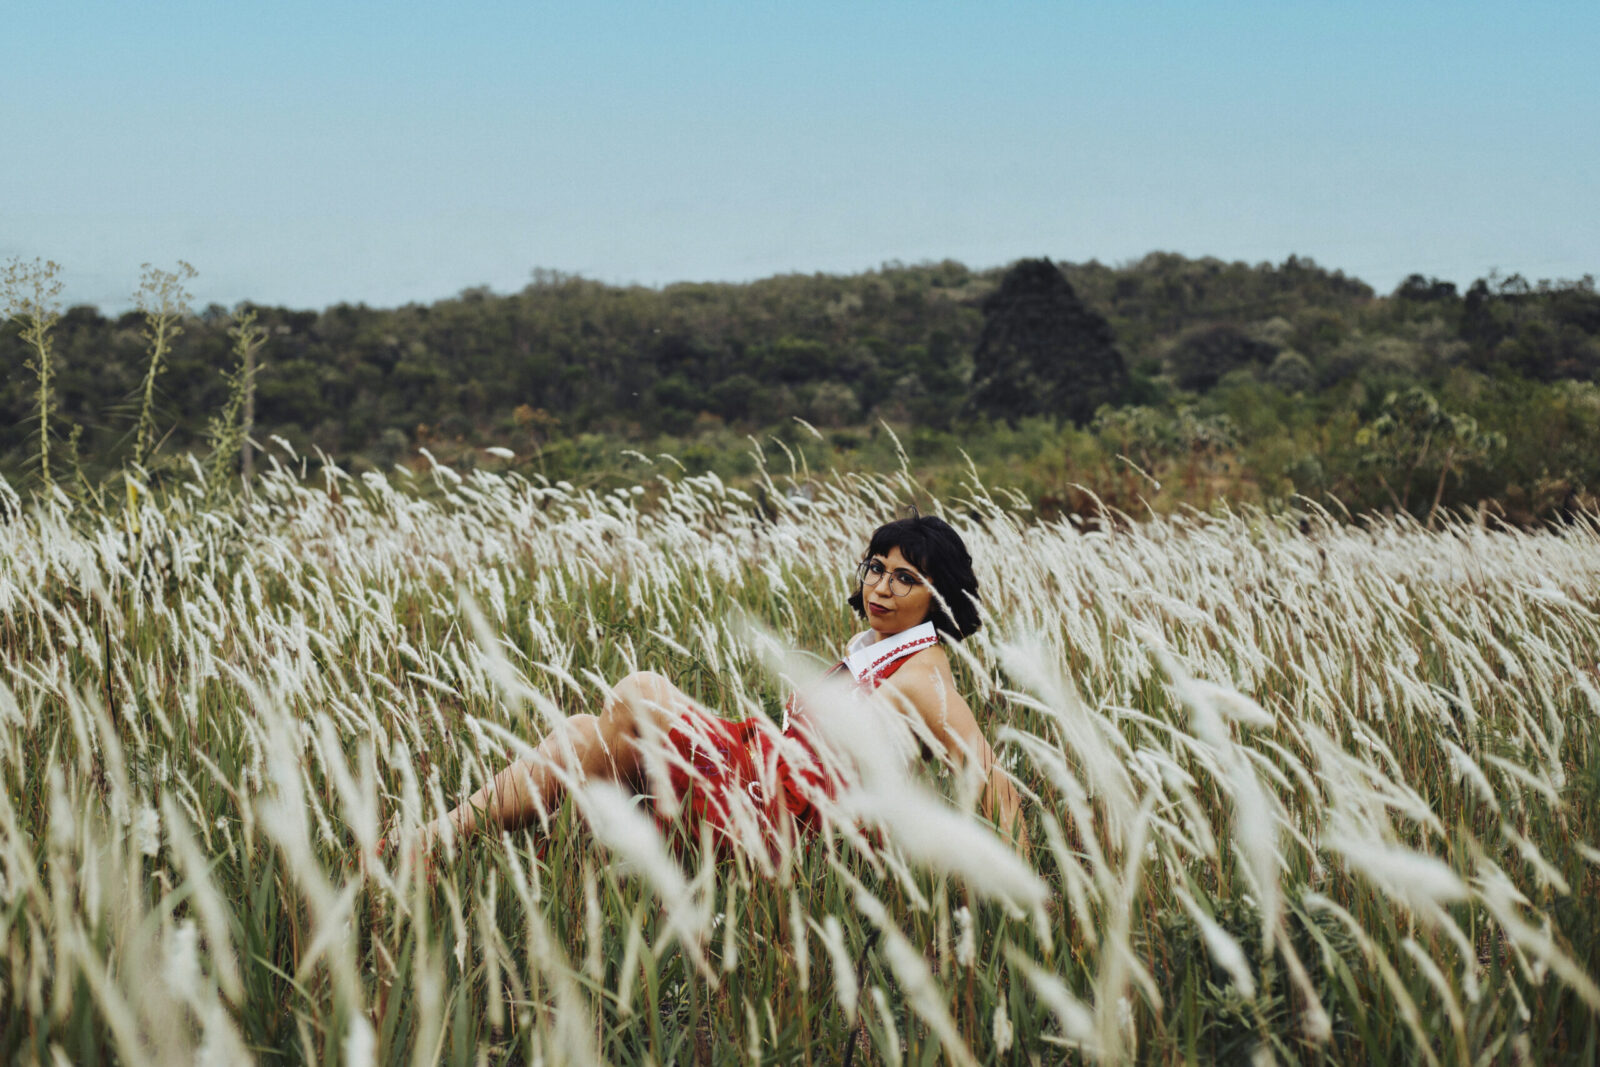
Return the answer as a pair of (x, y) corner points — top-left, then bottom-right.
(859, 545), (933, 638)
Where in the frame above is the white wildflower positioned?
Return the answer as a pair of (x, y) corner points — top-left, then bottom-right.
(344, 1016), (376, 1067)
(134, 805), (161, 857)
(953, 905), (976, 968)
(163, 919), (202, 1001)
(992, 995), (1013, 1054)
(194, 1002), (250, 1067)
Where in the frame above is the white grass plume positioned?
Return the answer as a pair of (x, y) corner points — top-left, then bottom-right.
(573, 782), (708, 956)
(998, 637), (1137, 836)
(811, 915), (859, 1022)
(1172, 885), (1256, 996)
(1005, 944), (1098, 1055)
(845, 780), (1048, 915)
(881, 925), (979, 1067)
(1326, 832), (1469, 910)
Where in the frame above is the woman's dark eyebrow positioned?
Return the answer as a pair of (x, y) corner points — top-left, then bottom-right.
(869, 556), (921, 579)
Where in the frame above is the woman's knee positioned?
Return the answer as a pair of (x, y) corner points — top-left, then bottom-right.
(606, 671), (677, 728)
(539, 713), (602, 763)
(611, 670), (671, 707)
(562, 712), (603, 739)
(537, 713), (622, 779)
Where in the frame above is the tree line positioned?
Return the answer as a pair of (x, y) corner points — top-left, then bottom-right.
(4, 253), (1598, 521)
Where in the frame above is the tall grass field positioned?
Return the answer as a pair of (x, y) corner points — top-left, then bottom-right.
(1, 442), (1597, 1064)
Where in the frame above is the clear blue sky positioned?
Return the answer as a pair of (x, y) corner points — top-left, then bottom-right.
(4, 1), (1596, 311)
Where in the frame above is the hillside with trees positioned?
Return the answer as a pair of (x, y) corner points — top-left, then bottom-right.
(4, 253), (1598, 523)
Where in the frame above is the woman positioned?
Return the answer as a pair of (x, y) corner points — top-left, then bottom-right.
(414, 514), (1025, 857)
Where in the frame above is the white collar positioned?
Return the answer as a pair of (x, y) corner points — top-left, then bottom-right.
(845, 621), (939, 685)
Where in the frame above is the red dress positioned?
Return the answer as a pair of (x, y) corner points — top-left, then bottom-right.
(656, 623), (939, 852)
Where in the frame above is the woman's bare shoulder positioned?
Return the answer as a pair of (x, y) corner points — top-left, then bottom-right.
(882, 645), (977, 741)
(912, 641), (955, 673)
(887, 644), (959, 698)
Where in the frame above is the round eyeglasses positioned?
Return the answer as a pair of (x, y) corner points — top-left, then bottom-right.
(857, 558), (923, 598)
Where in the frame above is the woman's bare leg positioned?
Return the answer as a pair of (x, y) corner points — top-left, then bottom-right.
(423, 670), (702, 846)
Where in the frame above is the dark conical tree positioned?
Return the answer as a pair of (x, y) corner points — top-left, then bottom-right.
(967, 258), (1128, 424)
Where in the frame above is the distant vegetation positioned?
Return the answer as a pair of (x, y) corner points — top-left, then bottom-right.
(4, 253), (1599, 522)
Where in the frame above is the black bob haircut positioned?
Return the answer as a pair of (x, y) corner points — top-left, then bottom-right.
(847, 514), (982, 640)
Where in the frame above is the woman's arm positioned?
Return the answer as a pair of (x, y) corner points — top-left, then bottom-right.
(881, 657), (1030, 850)
(967, 730), (1028, 849)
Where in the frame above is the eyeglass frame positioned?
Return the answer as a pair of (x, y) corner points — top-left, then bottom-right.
(856, 557), (925, 598)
